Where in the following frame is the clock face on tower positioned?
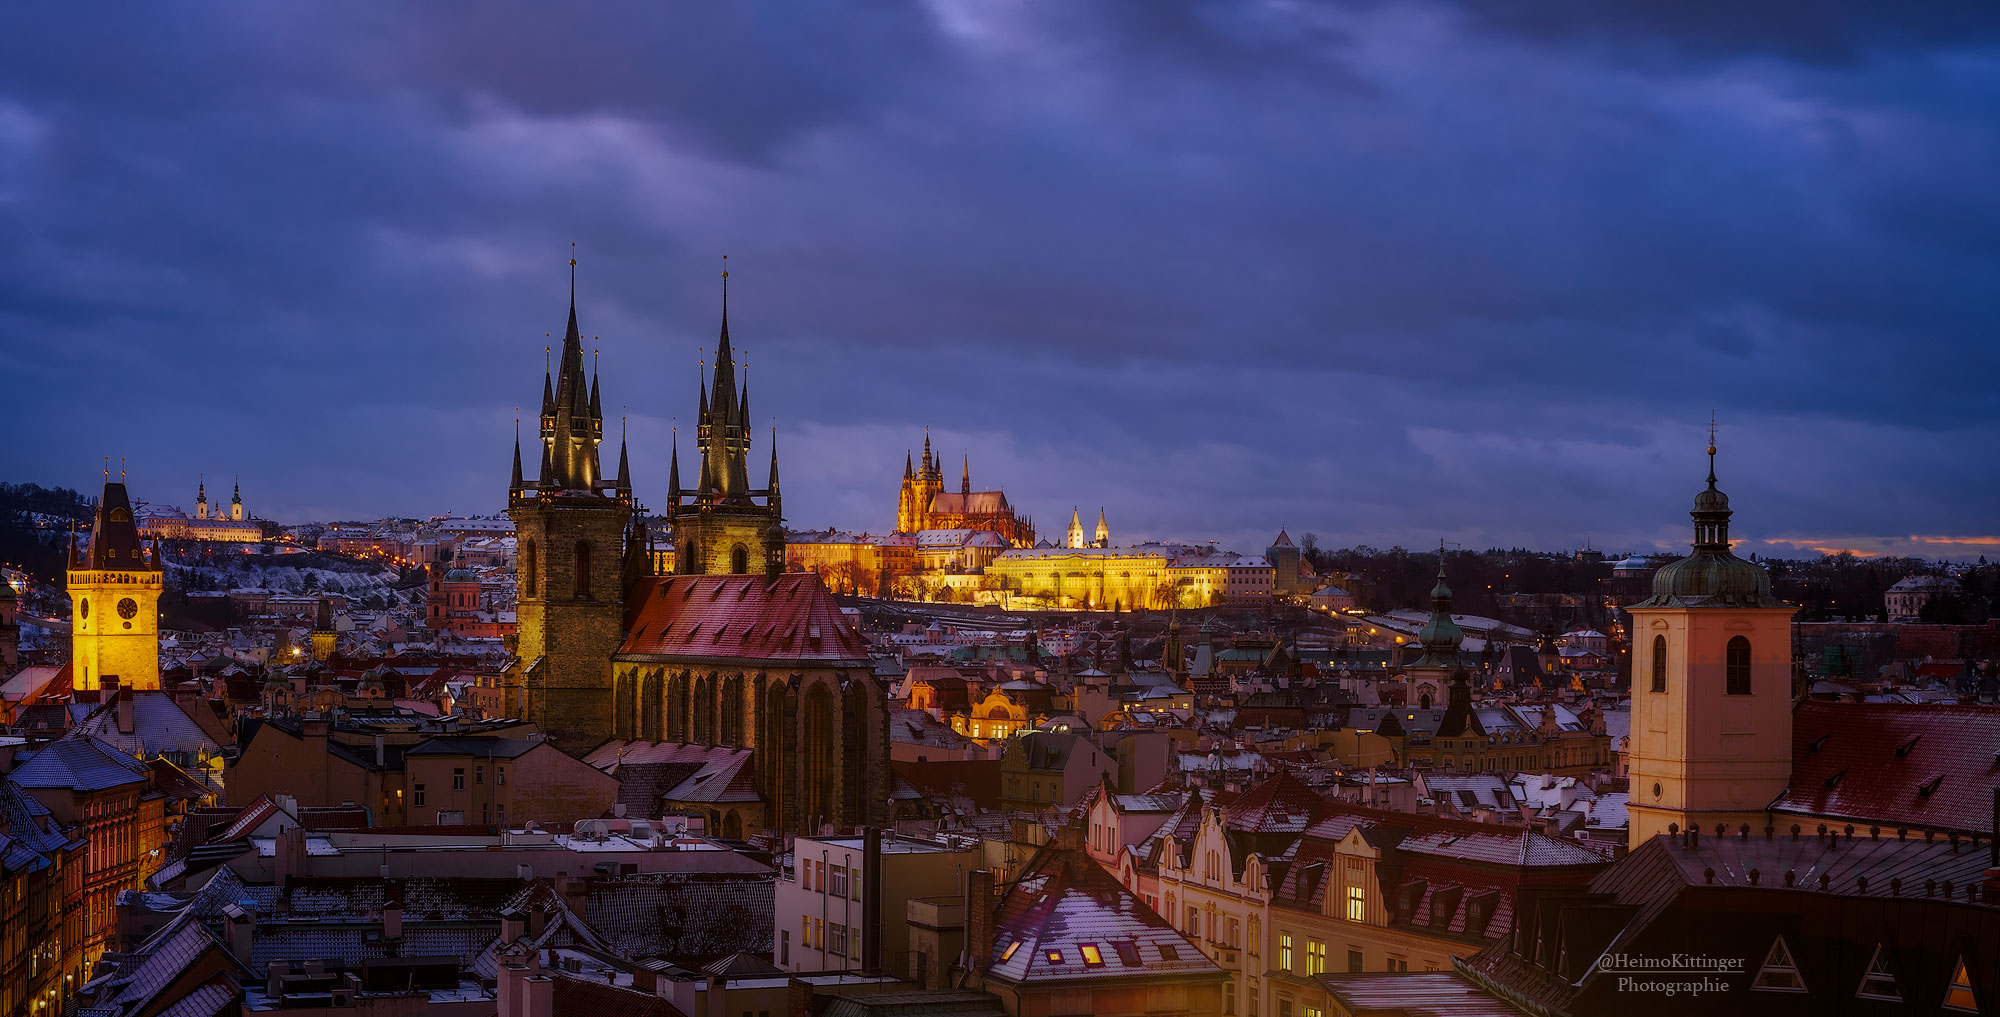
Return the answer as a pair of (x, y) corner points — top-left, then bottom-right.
(118, 597), (139, 620)
(79, 597), (90, 620)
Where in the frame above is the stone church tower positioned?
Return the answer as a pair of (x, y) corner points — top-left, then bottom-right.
(666, 272), (785, 576)
(69, 477), (164, 693)
(507, 270), (633, 750)
(1626, 438), (1795, 850)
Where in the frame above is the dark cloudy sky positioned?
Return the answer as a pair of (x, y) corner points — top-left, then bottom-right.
(5, 2), (1998, 559)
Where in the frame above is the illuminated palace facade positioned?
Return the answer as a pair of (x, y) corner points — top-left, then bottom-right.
(896, 434), (1036, 545)
(505, 268), (890, 834)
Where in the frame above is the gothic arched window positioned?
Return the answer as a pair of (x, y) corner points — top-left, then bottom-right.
(522, 540), (537, 597)
(574, 541), (591, 598)
(1726, 636), (1752, 695)
(731, 543), (749, 575)
(1650, 635), (1668, 693)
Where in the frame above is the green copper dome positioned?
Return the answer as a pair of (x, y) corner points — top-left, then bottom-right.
(1641, 445), (1787, 609)
(1414, 562), (1465, 665)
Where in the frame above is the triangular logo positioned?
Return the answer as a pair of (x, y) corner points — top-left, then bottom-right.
(1944, 956), (1979, 1013)
(1857, 943), (1900, 1002)
(1752, 935), (1806, 992)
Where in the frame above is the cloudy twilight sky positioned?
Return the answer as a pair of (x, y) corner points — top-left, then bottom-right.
(4, 3), (1997, 559)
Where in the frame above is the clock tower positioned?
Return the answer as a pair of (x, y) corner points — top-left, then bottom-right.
(69, 477), (165, 694)
(1626, 437), (1796, 850)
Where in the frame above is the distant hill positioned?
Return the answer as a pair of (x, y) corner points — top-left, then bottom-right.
(0, 482), (95, 583)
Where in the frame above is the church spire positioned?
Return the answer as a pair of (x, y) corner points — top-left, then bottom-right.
(961, 454), (970, 495)
(668, 426), (681, 507)
(768, 425), (782, 504)
(1415, 557), (1465, 667)
(1692, 417), (1732, 551)
(614, 414), (631, 497)
(904, 451), (914, 480)
(510, 413), (524, 494)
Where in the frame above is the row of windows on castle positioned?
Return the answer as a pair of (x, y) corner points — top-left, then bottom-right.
(1647, 634), (1755, 695)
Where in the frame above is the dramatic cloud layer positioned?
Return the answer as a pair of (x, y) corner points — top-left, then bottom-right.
(4, 1), (1996, 558)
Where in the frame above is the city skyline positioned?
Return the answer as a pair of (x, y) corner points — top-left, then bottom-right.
(6, 4), (1999, 558)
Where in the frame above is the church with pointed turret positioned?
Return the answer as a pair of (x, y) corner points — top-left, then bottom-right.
(503, 263), (890, 836)
(894, 431), (1035, 545)
(662, 286), (786, 577)
(506, 270), (636, 751)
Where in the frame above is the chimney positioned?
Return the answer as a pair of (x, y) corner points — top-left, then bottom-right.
(786, 978), (815, 1017)
(374, 735), (385, 768)
(500, 907), (526, 944)
(224, 904), (253, 961)
(556, 872), (587, 921)
(862, 827), (883, 976)
(382, 902), (402, 940)
(523, 974), (554, 1017)
(274, 825), (307, 888)
(117, 687), (135, 736)
(966, 869), (997, 974)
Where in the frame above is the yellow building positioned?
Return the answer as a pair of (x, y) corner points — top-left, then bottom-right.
(1626, 442), (1796, 850)
(69, 479), (164, 692)
(986, 546), (1175, 611)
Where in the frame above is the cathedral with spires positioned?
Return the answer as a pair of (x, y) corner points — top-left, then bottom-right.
(504, 259), (888, 834)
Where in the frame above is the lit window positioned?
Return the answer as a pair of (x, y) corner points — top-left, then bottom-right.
(1346, 885), (1365, 922)
(1046, 949), (1064, 964)
(1944, 957), (1979, 1013)
(1000, 941), (1022, 962)
(1080, 944), (1103, 967)
(1279, 933), (1294, 971)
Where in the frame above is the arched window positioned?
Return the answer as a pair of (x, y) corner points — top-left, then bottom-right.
(1726, 636), (1752, 695)
(730, 543), (749, 575)
(521, 540), (537, 597)
(1650, 635), (1667, 693)
(574, 541), (592, 597)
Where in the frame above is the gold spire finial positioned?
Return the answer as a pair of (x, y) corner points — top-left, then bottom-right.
(103, 457), (109, 481)
(120, 457), (127, 482)
(1706, 411), (1718, 456)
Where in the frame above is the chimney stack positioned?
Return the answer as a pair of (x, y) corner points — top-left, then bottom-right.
(966, 869), (997, 974)
(117, 687), (135, 736)
(382, 902), (403, 940)
(862, 827), (884, 976)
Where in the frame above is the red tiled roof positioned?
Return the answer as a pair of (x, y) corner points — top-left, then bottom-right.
(1773, 701), (2000, 834)
(616, 574), (871, 664)
(551, 974), (684, 1017)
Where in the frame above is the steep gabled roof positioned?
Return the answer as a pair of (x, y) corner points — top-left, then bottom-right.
(985, 849), (1221, 987)
(617, 574), (870, 665)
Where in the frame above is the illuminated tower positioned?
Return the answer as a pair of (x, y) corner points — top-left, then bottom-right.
(311, 597), (336, 661)
(69, 476), (164, 693)
(506, 257), (632, 749)
(1066, 507), (1085, 549)
(1093, 508), (1109, 548)
(666, 262), (785, 577)
(0, 575), (20, 673)
(1626, 434), (1795, 851)
(196, 476), (209, 520)
(230, 477), (244, 521)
